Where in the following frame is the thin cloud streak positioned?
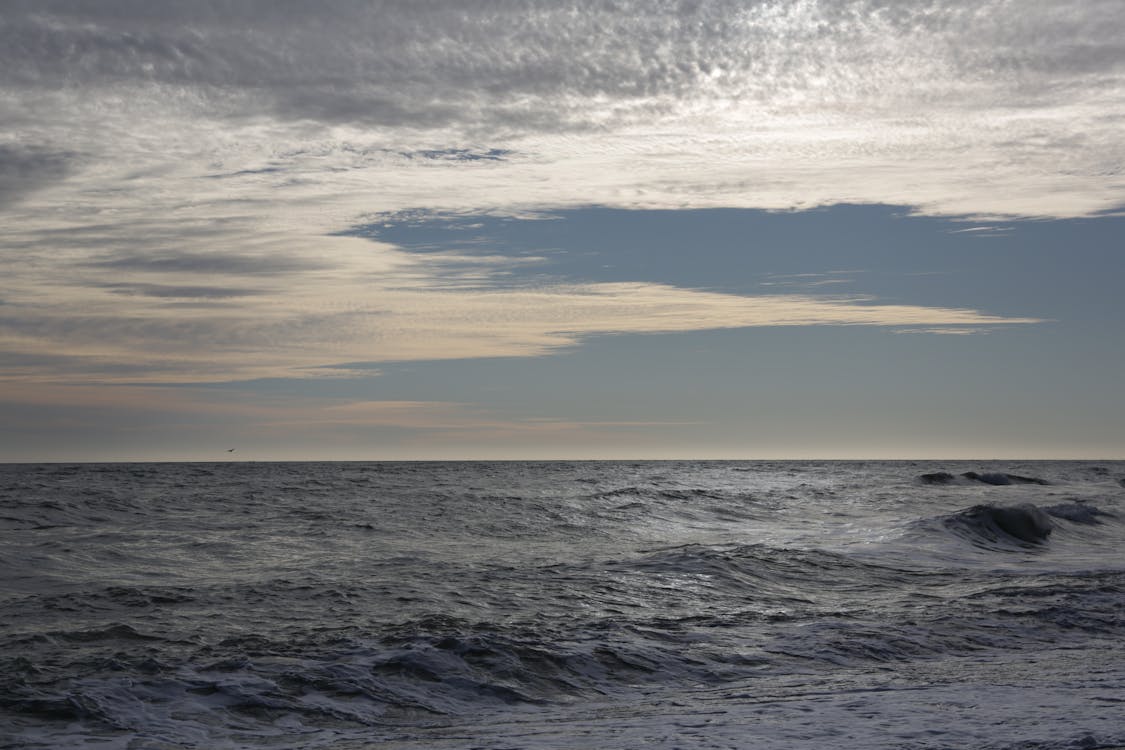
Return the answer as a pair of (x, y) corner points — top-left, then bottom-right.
(0, 382), (706, 459)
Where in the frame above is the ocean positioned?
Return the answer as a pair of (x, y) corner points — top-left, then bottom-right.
(1, 460), (1123, 749)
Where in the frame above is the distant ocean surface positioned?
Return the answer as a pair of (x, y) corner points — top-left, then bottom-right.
(2, 461), (1123, 749)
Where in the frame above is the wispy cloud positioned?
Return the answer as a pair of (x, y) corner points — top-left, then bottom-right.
(3, 0), (1123, 219)
(0, 144), (74, 208)
(0, 1), (1103, 390)
(892, 327), (997, 336)
(0, 250), (1041, 384)
(947, 226), (1014, 236)
(0, 382), (705, 459)
(758, 271), (860, 289)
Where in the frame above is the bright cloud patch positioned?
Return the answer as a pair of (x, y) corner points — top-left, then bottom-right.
(2, 0), (1123, 220)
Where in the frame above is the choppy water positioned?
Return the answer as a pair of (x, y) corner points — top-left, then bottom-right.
(1, 460), (1123, 749)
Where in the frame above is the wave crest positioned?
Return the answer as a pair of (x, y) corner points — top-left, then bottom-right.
(942, 504), (1055, 548)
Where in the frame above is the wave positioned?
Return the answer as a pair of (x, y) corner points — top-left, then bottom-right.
(943, 503), (1055, 547)
(8, 567), (1123, 744)
(4, 461), (1125, 749)
(932, 501), (1118, 552)
(918, 471), (1050, 486)
(1042, 502), (1115, 525)
(0, 618), (686, 737)
(585, 486), (753, 507)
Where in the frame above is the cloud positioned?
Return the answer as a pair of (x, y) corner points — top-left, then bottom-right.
(0, 242), (1041, 384)
(99, 282), (267, 299)
(758, 271), (859, 289)
(5, 1), (1122, 128)
(947, 226), (1013, 237)
(893, 327), (995, 336)
(1, 0), (1122, 217)
(0, 381), (714, 460)
(88, 252), (331, 276)
(0, 145), (73, 209)
(0, 1), (1101, 390)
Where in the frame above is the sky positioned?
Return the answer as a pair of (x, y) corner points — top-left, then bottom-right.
(1, 0), (1123, 461)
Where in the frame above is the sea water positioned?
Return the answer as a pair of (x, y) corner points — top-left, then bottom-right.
(1, 461), (1123, 749)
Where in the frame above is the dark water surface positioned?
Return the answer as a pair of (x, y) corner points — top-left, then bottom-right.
(2, 461), (1123, 749)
